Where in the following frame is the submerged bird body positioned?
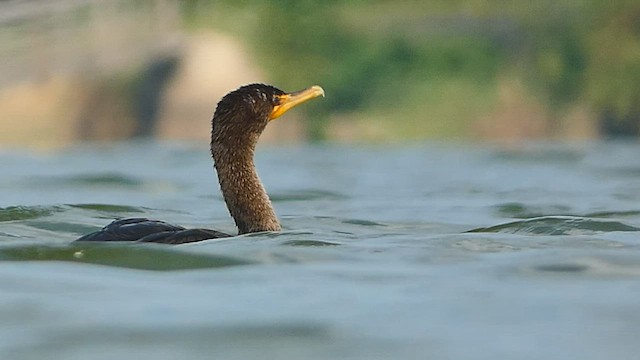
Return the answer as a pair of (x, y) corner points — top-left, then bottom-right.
(75, 84), (324, 244)
(75, 218), (231, 244)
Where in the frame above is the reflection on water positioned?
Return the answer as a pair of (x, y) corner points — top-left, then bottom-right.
(1, 141), (640, 360)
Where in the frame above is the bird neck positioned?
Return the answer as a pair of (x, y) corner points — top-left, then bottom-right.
(211, 141), (281, 234)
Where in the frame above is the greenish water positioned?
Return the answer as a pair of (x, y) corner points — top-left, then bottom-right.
(1, 141), (640, 360)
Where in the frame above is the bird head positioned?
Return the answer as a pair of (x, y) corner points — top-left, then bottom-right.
(212, 83), (324, 144)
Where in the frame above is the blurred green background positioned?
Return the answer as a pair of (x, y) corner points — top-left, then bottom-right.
(1, 0), (639, 147)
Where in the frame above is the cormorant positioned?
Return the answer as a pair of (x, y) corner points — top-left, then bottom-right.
(75, 84), (325, 244)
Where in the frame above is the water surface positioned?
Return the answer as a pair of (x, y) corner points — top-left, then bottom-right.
(1, 141), (640, 360)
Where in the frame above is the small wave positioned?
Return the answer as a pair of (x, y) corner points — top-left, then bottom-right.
(492, 147), (584, 163)
(281, 240), (340, 247)
(606, 166), (640, 177)
(524, 254), (640, 277)
(236, 231), (341, 246)
(0, 244), (253, 271)
(26, 172), (143, 188)
(307, 216), (384, 226)
(585, 210), (640, 218)
(494, 202), (571, 219)
(20, 220), (100, 236)
(495, 203), (640, 221)
(468, 216), (640, 235)
(0, 205), (64, 222)
(535, 263), (589, 273)
(341, 218), (385, 226)
(68, 203), (146, 213)
(281, 216), (387, 233)
(269, 189), (347, 202)
(68, 173), (143, 186)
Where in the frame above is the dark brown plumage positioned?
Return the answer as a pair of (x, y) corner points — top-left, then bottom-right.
(75, 83), (324, 244)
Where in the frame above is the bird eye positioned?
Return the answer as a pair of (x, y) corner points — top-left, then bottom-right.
(272, 95), (281, 106)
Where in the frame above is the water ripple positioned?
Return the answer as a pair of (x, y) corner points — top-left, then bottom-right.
(270, 189), (347, 202)
(586, 209), (640, 218)
(27, 172), (143, 187)
(492, 147), (584, 163)
(0, 244), (252, 271)
(496, 203), (640, 220)
(281, 240), (341, 247)
(67, 203), (146, 213)
(494, 202), (571, 219)
(523, 254), (640, 277)
(468, 216), (640, 235)
(0, 205), (64, 222)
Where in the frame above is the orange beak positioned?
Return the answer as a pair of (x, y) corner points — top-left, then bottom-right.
(269, 85), (325, 120)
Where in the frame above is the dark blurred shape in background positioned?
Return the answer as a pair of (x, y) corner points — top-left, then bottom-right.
(0, 0), (638, 148)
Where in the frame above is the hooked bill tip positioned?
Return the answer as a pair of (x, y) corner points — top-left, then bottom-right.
(311, 85), (325, 98)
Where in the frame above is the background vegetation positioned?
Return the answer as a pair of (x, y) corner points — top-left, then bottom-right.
(0, 0), (638, 145)
(182, 0), (640, 140)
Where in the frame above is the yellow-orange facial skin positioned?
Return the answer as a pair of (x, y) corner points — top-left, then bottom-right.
(269, 85), (325, 120)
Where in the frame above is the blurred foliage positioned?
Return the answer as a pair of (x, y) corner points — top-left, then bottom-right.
(181, 0), (640, 139)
